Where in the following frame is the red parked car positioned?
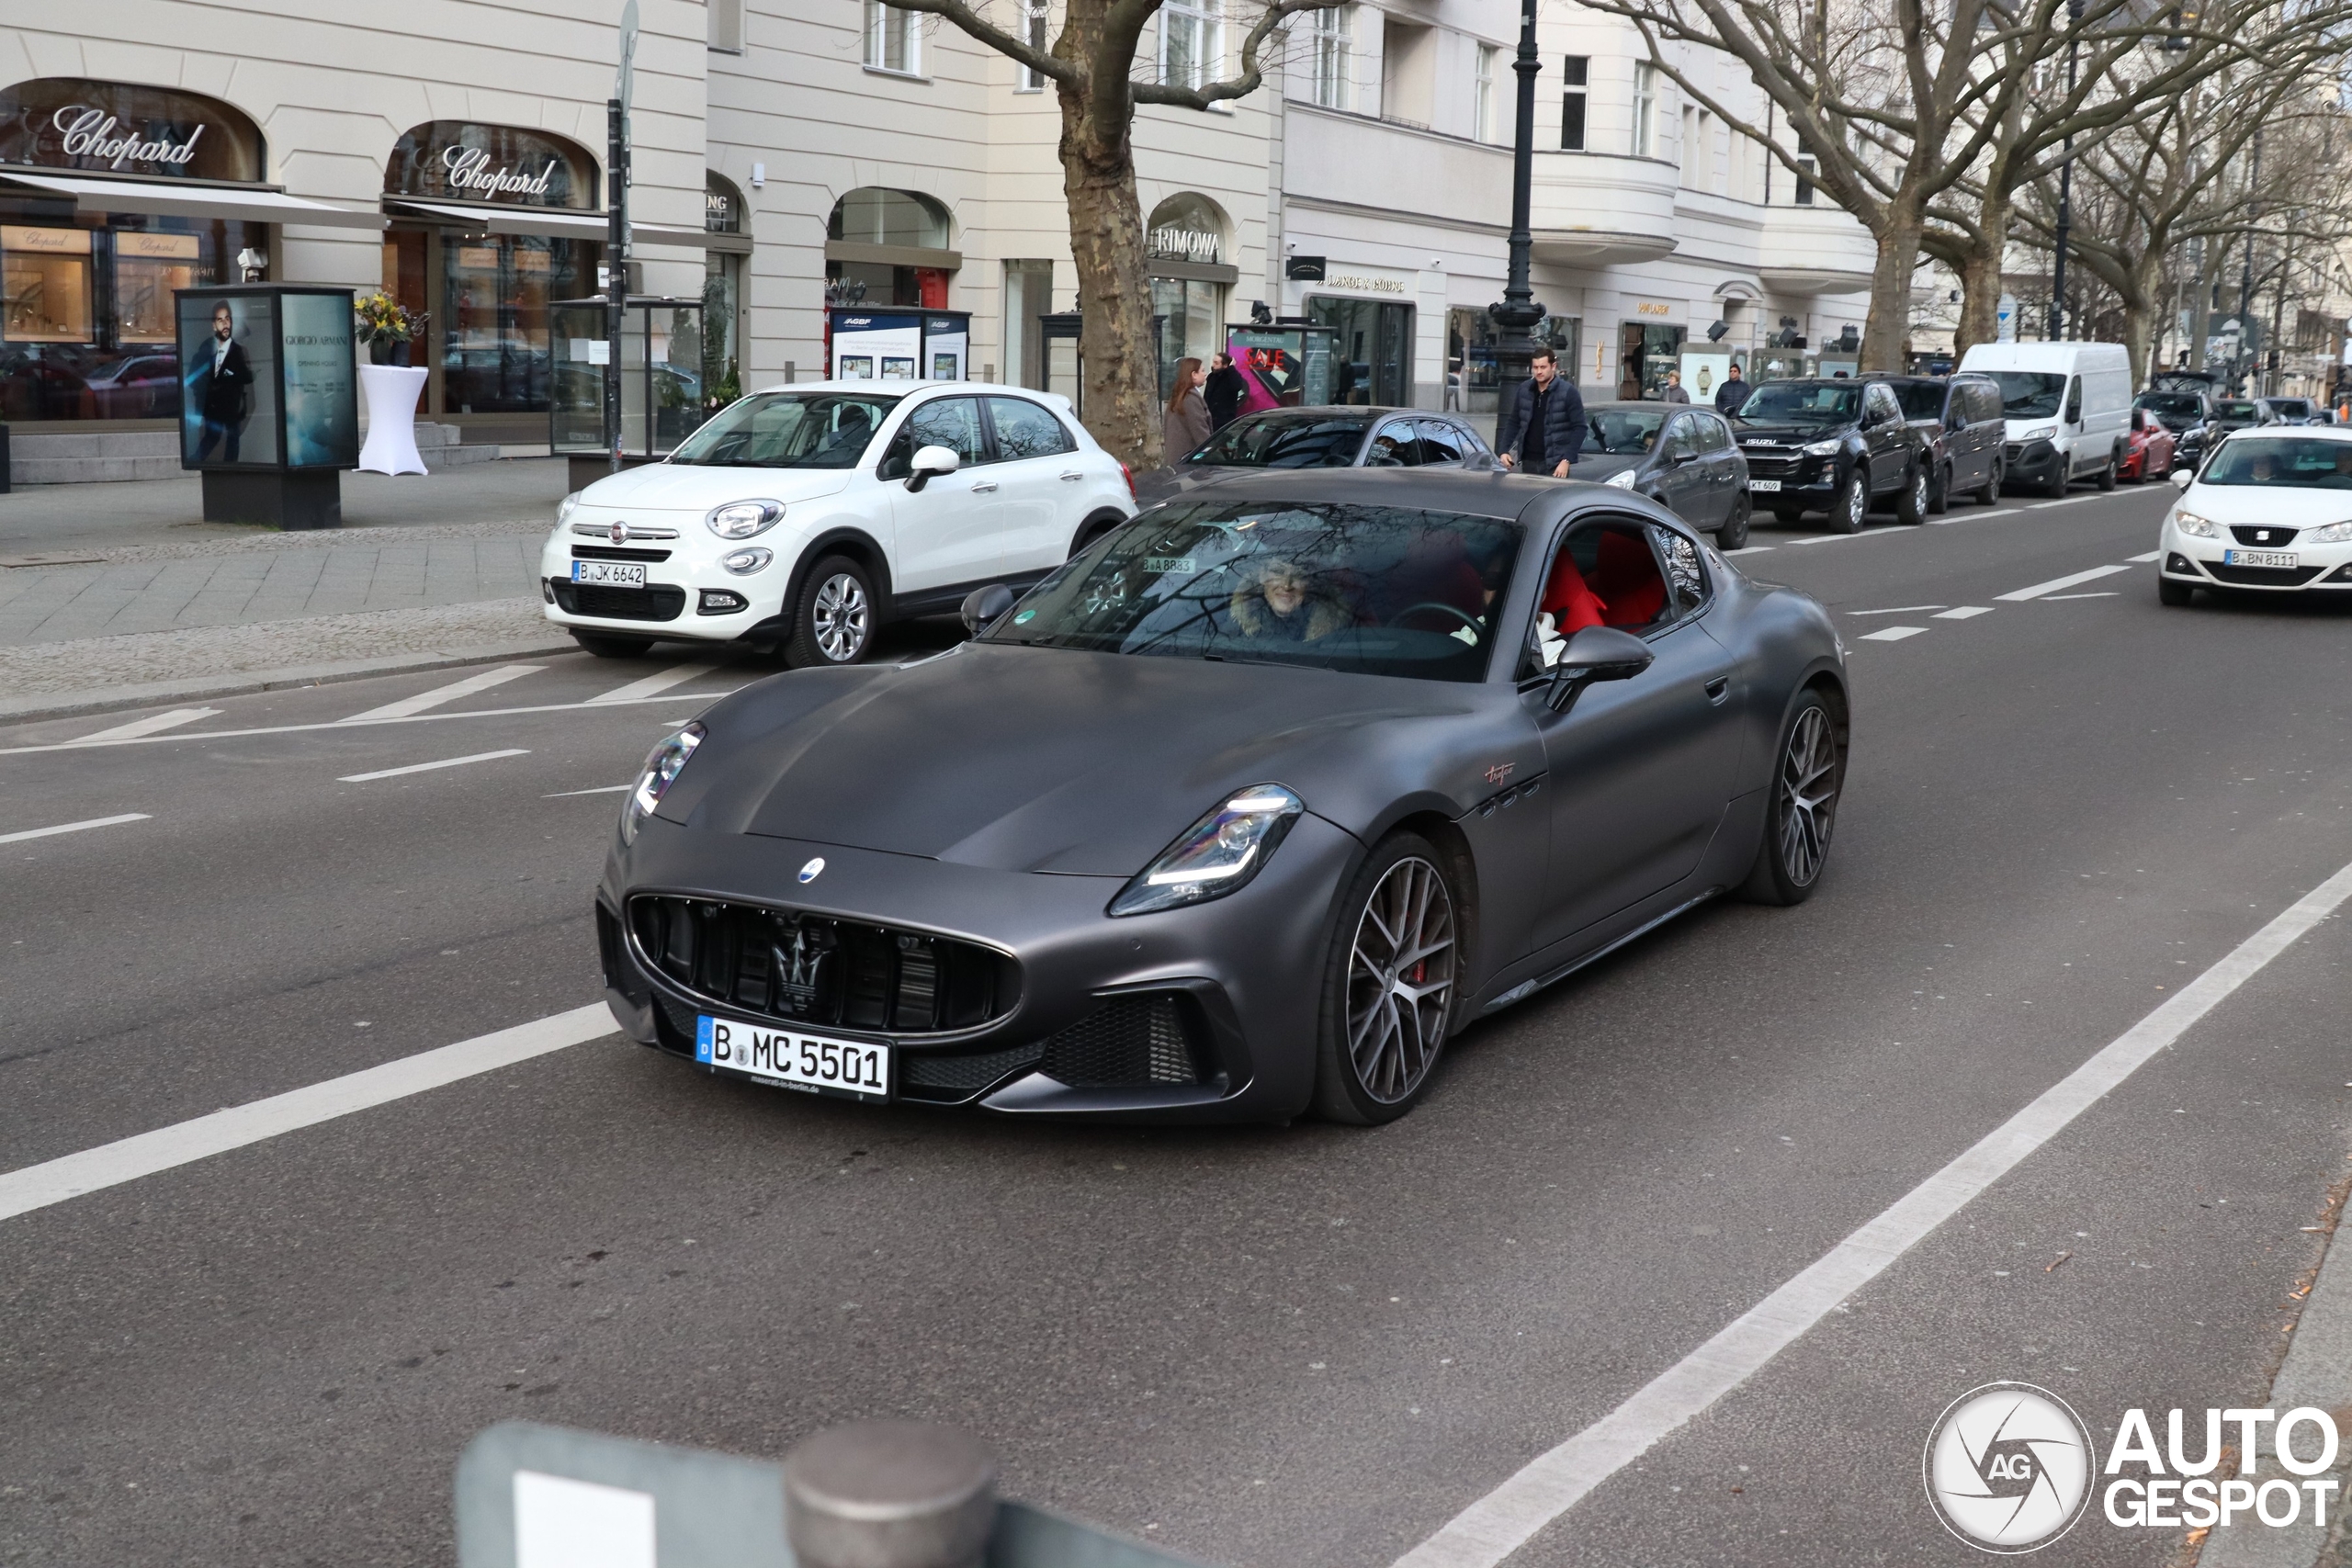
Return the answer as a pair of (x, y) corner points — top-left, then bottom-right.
(2120, 406), (2177, 482)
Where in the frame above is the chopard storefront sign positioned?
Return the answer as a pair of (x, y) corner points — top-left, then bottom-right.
(440, 144), (556, 200)
(0, 77), (266, 183)
(50, 106), (205, 170)
(384, 120), (594, 209)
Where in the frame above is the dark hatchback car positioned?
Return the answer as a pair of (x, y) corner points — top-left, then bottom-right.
(1575, 401), (1754, 547)
(2136, 389), (2220, 471)
(1883, 375), (2006, 512)
(1137, 406), (1490, 505)
(1730, 378), (1932, 532)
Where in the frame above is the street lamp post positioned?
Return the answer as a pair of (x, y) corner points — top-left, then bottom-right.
(605, 1), (639, 476)
(1488, 0), (1547, 450)
(2046, 0), (2086, 341)
(2235, 130), (2262, 395)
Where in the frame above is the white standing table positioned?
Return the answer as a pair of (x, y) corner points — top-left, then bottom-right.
(356, 364), (430, 476)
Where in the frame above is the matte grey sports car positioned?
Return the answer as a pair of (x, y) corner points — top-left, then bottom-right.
(594, 468), (1849, 1124)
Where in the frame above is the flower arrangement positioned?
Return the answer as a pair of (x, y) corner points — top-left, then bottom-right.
(355, 292), (427, 365)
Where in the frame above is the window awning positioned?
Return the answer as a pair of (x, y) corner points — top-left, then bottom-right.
(0, 169), (388, 230)
(385, 198), (729, 250)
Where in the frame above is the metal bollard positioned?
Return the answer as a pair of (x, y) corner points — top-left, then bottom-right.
(784, 1420), (998, 1568)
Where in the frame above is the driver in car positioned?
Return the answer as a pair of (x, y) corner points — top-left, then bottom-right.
(1229, 556), (1350, 642)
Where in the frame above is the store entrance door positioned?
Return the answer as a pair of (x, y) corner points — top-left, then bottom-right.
(1308, 297), (1413, 406)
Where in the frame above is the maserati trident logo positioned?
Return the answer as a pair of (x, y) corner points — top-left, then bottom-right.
(797, 857), (825, 884)
(1925, 1382), (2096, 1552)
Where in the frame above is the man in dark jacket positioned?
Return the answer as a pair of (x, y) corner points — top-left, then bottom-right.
(1495, 347), (1588, 478)
(189, 300), (255, 463)
(1203, 352), (1247, 429)
(1714, 363), (1749, 415)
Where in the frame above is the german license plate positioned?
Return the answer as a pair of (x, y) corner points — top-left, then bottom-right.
(1748, 479), (1782, 492)
(572, 559), (647, 587)
(696, 1015), (890, 1101)
(2222, 548), (2296, 570)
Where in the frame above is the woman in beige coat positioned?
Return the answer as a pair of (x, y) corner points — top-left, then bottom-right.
(1163, 357), (1212, 458)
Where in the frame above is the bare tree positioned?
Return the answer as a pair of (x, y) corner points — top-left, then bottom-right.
(887, 0), (1339, 467)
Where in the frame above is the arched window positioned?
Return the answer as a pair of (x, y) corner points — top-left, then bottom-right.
(825, 188), (956, 309)
(827, 187), (951, 248)
(1146, 192), (1227, 267)
(384, 121), (597, 209)
(706, 172), (746, 234)
(0, 77), (264, 183)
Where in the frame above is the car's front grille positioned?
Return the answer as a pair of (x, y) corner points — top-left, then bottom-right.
(2204, 561), (2324, 587)
(551, 581), (686, 621)
(1038, 995), (1208, 1088)
(900, 1043), (1047, 1100)
(628, 895), (1017, 1035)
(2228, 526), (2300, 547)
(571, 545), (673, 562)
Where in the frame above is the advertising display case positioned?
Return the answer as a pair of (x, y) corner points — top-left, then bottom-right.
(827, 309), (970, 382)
(1225, 323), (1338, 413)
(548, 296), (707, 489)
(174, 283), (357, 528)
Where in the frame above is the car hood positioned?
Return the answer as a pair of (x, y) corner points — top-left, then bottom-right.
(571, 461), (855, 515)
(2177, 485), (2352, 526)
(1733, 422), (1847, 444)
(1570, 453), (1644, 482)
(659, 643), (1495, 874)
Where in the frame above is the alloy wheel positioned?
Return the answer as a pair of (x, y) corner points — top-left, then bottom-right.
(811, 572), (870, 661)
(1843, 474), (1868, 532)
(1343, 856), (1456, 1104)
(1777, 705), (1840, 887)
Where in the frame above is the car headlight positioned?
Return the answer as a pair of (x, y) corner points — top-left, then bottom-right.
(1803, 438), (1842, 457)
(2172, 510), (2219, 538)
(1107, 784), (1304, 918)
(2019, 424), (2058, 444)
(557, 491), (582, 525)
(1604, 468), (1638, 489)
(720, 547), (774, 574)
(621, 723), (705, 845)
(706, 500), (786, 539)
(2307, 520), (2352, 544)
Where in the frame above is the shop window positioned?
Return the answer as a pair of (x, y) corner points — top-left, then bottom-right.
(386, 121), (598, 209)
(441, 233), (594, 414)
(2, 226), (95, 343)
(112, 231), (198, 344)
(0, 78), (264, 184)
(1146, 193), (1227, 268)
(1560, 55), (1588, 151)
(1311, 7), (1353, 109)
(865, 2), (923, 73)
(1151, 276), (1223, 402)
(1307, 296), (1413, 407)
(830, 188), (951, 249)
(1002, 260), (1055, 389)
(706, 173), (745, 235)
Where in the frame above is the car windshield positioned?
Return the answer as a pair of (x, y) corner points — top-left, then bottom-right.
(1892, 382), (1950, 420)
(2213, 400), (2263, 422)
(1587, 408), (1667, 455)
(1984, 371), (2068, 419)
(2267, 399), (2312, 417)
(981, 502), (1522, 682)
(666, 390), (902, 468)
(2197, 437), (2352, 488)
(1736, 382), (1860, 425)
(2138, 394), (2204, 429)
(1185, 412), (1372, 468)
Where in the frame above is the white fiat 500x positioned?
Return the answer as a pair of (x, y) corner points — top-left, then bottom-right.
(2158, 426), (2352, 605)
(543, 380), (1136, 664)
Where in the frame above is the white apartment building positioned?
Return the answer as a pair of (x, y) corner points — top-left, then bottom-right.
(0, 0), (1873, 460)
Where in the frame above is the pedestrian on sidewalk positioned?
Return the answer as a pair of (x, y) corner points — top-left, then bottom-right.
(1495, 347), (1587, 479)
(1164, 358), (1213, 458)
(1715, 363), (1749, 415)
(1204, 352), (1247, 430)
(1660, 369), (1691, 404)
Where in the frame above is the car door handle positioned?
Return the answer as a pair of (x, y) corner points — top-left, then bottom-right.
(1705, 675), (1731, 705)
(1059, 471), (1084, 481)
(970, 480), (999, 492)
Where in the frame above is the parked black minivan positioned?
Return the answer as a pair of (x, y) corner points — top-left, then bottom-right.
(1884, 375), (2006, 512)
(1731, 378), (1933, 533)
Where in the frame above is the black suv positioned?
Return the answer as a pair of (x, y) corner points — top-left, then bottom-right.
(1884, 375), (2007, 512)
(2134, 389), (2219, 471)
(1730, 378), (1933, 533)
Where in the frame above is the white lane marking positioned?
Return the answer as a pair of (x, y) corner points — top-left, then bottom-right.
(1723, 546), (1775, 556)
(2030, 493), (2099, 509)
(1790, 534), (1861, 546)
(2128, 549), (2165, 563)
(2041, 591), (2120, 601)
(545, 784), (631, 797)
(1996, 563), (2133, 601)
(0, 689), (749, 759)
(0, 812), (152, 846)
(1934, 606), (1995, 620)
(587, 661), (723, 705)
(338, 749), (530, 783)
(1845, 605), (1945, 615)
(74, 707), (220, 742)
(1857, 626), (1928, 642)
(1393, 852), (2352, 1568)
(335, 664), (542, 723)
(0, 1004), (614, 1224)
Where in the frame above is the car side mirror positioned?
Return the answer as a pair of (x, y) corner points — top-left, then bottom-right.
(907, 444), (960, 493)
(2170, 467), (2195, 490)
(1668, 447), (1698, 467)
(960, 582), (1018, 635)
(1545, 625), (1655, 713)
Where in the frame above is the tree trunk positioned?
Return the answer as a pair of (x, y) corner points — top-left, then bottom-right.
(1951, 188), (2013, 359)
(1057, 86), (1159, 469)
(2118, 248), (2165, 387)
(1860, 197), (1925, 371)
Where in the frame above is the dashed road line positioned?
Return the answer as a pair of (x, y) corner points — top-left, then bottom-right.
(1996, 563), (2134, 602)
(336, 665), (543, 724)
(338, 749), (531, 784)
(1845, 605), (1945, 615)
(1723, 546), (1775, 556)
(587, 660), (725, 705)
(74, 708), (220, 743)
(545, 784), (631, 797)
(1933, 606), (1995, 620)
(2042, 591), (2120, 601)
(0, 812), (152, 846)
(0, 1004), (615, 1224)
(1393, 852), (2352, 1568)
(1858, 626), (1928, 642)
(2127, 549), (2165, 563)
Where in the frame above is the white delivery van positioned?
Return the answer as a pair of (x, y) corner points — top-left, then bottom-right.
(1956, 341), (2133, 495)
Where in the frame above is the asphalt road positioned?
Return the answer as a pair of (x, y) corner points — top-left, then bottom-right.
(4, 480), (2350, 1567)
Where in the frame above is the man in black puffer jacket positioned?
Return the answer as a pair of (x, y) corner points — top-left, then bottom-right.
(1495, 347), (1589, 478)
